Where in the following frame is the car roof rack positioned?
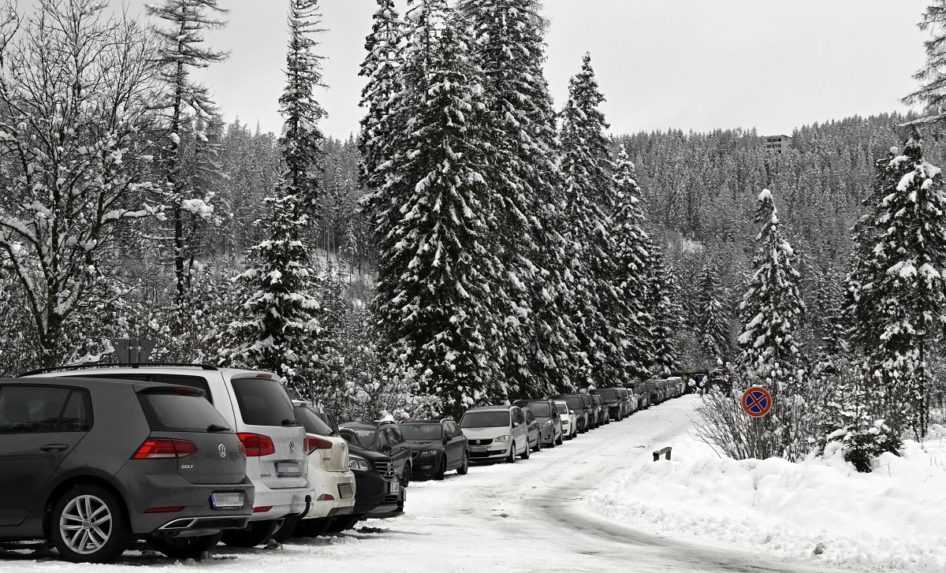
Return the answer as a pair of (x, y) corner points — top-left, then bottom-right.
(19, 362), (220, 377)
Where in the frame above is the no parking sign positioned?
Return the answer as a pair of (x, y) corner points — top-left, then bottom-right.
(740, 386), (772, 418)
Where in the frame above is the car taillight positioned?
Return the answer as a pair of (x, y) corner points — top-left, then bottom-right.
(132, 439), (196, 460)
(238, 433), (275, 457)
(304, 435), (332, 455)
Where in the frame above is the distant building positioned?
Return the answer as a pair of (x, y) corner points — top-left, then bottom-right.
(764, 135), (792, 154)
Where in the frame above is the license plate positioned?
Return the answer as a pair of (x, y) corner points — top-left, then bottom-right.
(338, 482), (354, 499)
(276, 461), (301, 477)
(388, 480), (400, 495)
(210, 492), (245, 509)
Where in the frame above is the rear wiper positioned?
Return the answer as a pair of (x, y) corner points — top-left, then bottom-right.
(207, 424), (230, 433)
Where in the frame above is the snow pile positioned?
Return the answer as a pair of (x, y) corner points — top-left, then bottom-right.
(586, 405), (946, 572)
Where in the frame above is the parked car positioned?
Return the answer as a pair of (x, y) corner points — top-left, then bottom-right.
(557, 394), (590, 433)
(598, 388), (624, 421)
(591, 393), (609, 425)
(280, 401), (356, 539)
(632, 380), (650, 409)
(338, 422), (411, 489)
(0, 377), (254, 563)
(580, 393), (598, 429)
(517, 399), (563, 447)
(524, 408), (542, 452)
(552, 399), (578, 439)
(399, 419), (469, 480)
(26, 365), (310, 549)
(459, 405), (529, 463)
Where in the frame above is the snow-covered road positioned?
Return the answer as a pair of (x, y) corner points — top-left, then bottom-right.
(0, 397), (842, 573)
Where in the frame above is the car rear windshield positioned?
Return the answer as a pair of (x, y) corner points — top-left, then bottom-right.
(563, 396), (582, 410)
(526, 402), (551, 417)
(231, 377), (296, 427)
(400, 423), (442, 440)
(460, 411), (509, 428)
(554, 402), (568, 414)
(600, 389), (619, 401)
(138, 390), (229, 432)
(294, 406), (334, 435)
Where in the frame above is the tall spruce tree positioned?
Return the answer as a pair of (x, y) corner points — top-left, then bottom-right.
(371, 1), (504, 417)
(695, 264), (732, 367)
(846, 138), (946, 438)
(737, 189), (805, 389)
(560, 54), (625, 388)
(458, 0), (578, 395)
(610, 146), (656, 378)
(147, 0), (227, 300)
(905, 1), (946, 125)
(648, 246), (682, 375)
(280, 0), (326, 217)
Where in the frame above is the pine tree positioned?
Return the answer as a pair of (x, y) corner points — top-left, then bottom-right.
(560, 53), (624, 388)
(648, 246), (682, 376)
(370, 1), (504, 417)
(222, 193), (321, 393)
(695, 264), (732, 367)
(610, 146), (656, 378)
(846, 138), (946, 438)
(280, 0), (326, 218)
(905, 1), (946, 125)
(458, 0), (578, 396)
(147, 0), (228, 300)
(737, 189), (805, 389)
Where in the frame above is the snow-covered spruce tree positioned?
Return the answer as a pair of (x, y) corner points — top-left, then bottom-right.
(222, 193), (321, 394)
(647, 247), (682, 376)
(610, 146), (656, 378)
(695, 264), (732, 367)
(370, 1), (505, 418)
(147, 0), (227, 300)
(846, 138), (946, 440)
(0, 1), (154, 367)
(905, 1), (946, 126)
(458, 0), (579, 396)
(280, 0), (325, 220)
(560, 54), (629, 388)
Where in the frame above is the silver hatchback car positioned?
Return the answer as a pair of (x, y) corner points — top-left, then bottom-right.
(459, 405), (529, 463)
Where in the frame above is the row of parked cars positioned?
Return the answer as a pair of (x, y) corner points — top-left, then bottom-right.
(0, 363), (686, 563)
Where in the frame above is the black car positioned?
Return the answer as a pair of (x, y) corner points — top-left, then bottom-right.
(599, 388), (624, 421)
(0, 378), (254, 563)
(339, 422), (411, 485)
(399, 419), (469, 480)
(338, 422), (409, 526)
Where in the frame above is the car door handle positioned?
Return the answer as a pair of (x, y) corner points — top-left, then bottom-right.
(41, 444), (69, 453)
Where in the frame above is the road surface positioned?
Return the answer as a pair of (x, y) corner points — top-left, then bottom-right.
(0, 397), (843, 573)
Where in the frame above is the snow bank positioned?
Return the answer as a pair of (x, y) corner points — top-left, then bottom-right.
(586, 399), (946, 572)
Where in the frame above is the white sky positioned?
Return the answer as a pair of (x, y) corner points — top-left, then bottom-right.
(25, 1), (935, 138)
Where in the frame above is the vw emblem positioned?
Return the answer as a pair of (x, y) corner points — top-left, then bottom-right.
(217, 443), (227, 459)
(289, 441), (295, 452)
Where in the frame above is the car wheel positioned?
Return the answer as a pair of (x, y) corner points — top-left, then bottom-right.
(535, 437), (542, 452)
(507, 443), (517, 464)
(521, 441), (530, 460)
(434, 456), (447, 480)
(457, 452), (469, 475)
(556, 434), (563, 446)
(149, 533), (222, 560)
(397, 485), (407, 513)
(222, 520), (279, 548)
(51, 485), (129, 564)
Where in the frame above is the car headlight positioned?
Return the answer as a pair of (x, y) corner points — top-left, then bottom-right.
(349, 456), (371, 472)
(494, 434), (511, 442)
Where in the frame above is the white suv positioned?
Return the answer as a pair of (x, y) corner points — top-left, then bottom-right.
(27, 365), (310, 548)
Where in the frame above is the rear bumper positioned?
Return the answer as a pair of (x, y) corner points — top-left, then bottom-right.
(247, 484), (310, 522)
(301, 471), (357, 520)
(119, 471), (255, 536)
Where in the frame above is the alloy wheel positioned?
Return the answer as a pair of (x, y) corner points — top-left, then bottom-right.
(59, 494), (113, 555)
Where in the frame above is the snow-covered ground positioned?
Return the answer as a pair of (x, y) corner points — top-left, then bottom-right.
(0, 397), (860, 573)
(586, 396), (946, 573)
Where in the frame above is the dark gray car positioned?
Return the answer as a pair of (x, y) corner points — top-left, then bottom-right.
(0, 378), (253, 563)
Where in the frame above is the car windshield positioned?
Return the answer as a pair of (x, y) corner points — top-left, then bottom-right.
(400, 423), (442, 440)
(347, 427), (378, 448)
(554, 402), (568, 414)
(600, 389), (619, 400)
(527, 402), (551, 417)
(460, 411), (509, 428)
(294, 406), (334, 435)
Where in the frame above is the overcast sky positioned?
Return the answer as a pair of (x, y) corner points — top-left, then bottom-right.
(48, 1), (936, 138)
